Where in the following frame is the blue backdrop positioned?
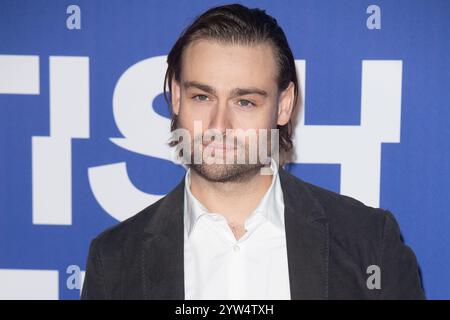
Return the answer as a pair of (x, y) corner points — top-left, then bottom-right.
(0, 0), (449, 299)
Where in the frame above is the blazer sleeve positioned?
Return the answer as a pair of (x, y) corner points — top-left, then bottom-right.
(81, 237), (108, 300)
(380, 211), (426, 299)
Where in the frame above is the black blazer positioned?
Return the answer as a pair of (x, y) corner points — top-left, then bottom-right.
(81, 167), (425, 299)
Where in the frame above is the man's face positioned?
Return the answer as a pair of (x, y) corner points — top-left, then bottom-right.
(171, 39), (294, 182)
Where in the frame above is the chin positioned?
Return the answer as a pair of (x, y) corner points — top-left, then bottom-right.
(189, 163), (264, 183)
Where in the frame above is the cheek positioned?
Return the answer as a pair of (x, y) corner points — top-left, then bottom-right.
(179, 100), (211, 124)
(176, 104), (210, 143)
(177, 103), (198, 127)
(231, 105), (277, 130)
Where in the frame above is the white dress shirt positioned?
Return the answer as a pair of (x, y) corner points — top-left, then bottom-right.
(183, 159), (291, 300)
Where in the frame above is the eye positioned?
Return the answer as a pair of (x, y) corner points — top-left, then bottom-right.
(192, 94), (210, 102)
(237, 99), (255, 108)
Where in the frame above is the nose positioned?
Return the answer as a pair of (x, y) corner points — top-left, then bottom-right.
(208, 102), (231, 134)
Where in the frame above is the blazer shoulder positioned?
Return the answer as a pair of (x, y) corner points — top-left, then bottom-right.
(306, 179), (387, 221)
(88, 176), (185, 258)
(90, 195), (166, 253)
(281, 169), (390, 239)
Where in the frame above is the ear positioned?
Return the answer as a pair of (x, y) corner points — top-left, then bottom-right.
(277, 81), (295, 126)
(171, 78), (181, 116)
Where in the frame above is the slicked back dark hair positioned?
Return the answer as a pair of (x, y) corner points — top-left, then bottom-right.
(163, 3), (299, 151)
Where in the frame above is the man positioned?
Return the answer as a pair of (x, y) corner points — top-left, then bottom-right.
(81, 3), (425, 299)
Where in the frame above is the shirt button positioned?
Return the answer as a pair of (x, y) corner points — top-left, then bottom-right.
(233, 244), (240, 252)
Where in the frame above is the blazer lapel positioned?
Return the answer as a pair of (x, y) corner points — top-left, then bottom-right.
(141, 177), (186, 300)
(279, 167), (329, 299)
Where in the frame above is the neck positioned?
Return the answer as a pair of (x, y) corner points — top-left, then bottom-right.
(189, 166), (273, 226)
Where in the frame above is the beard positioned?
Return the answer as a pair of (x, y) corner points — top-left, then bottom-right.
(189, 162), (265, 183)
(187, 133), (269, 183)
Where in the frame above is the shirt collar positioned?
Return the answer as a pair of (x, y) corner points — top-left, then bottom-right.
(183, 158), (285, 237)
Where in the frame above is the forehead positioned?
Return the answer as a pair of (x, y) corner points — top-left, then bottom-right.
(180, 39), (278, 92)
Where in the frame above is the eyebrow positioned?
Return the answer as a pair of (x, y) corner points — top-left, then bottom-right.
(182, 80), (268, 98)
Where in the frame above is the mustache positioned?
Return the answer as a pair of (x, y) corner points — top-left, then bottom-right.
(193, 134), (245, 149)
